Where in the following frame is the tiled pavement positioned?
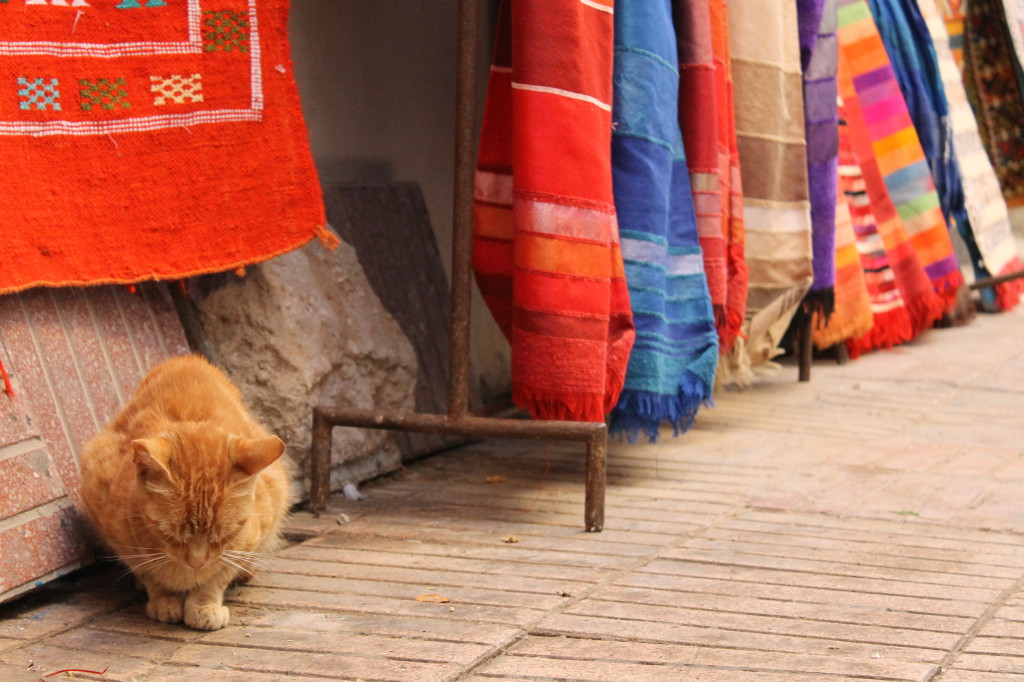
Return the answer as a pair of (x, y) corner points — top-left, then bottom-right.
(1, 305), (1023, 681)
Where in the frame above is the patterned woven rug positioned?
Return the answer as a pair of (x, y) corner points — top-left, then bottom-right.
(962, 0), (1024, 213)
(1, 0), (328, 294)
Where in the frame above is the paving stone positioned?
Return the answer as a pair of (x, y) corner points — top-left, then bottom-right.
(1, 308), (1023, 681)
(169, 643), (461, 681)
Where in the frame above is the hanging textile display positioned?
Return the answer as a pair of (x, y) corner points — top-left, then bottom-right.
(932, 0), (967, 67)
(720, 0), (813, 385)
(836, 0), (963, 312)
(673, 0), (728, 340)
(836, 50), (946, 338)
(999, 0), (1024, 71)
(472, 0), (635, 423)
(917, 0), (1024, 310)
(799, 0), (841, 317)
(609, 0), (719, 442)
(0, 0), (329, 295)
(709, 0), (749, 355)
(811, 163), (874, 349)
(837, 98), (919, 357)
(961, 0), (1024, 227)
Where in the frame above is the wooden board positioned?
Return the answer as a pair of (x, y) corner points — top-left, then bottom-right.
(324, 183), (478, 458)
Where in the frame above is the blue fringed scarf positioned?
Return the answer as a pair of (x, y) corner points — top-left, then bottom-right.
(609, 0), (719, 442)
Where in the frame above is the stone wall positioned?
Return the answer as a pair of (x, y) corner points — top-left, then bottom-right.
(180, 232), (418, 501)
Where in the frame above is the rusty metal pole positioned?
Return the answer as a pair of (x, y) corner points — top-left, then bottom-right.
(448, 0), (479, 420)
(584, 428), (607, 532)
(309, 409), (332, 515)
(968, 269), (1024, 291)
(798, 315), (813, 382)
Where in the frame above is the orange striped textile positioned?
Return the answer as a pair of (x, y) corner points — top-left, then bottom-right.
(472, 0), (635, 422)
(709, 0), (748, 355)
(0, 0), (328, 295)
(812, 164), (873, 349)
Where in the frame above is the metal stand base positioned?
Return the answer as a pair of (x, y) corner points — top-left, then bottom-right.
(310, 408), (608, 532)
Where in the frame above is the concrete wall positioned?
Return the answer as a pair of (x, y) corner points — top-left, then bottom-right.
(288, 1), (511, 406)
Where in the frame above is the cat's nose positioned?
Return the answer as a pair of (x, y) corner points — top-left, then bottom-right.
(185, 542), (210, 569)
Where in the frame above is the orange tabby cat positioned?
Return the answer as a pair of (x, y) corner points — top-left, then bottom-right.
(79, 354), (290, 631)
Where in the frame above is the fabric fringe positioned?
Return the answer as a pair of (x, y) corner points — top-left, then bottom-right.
(715, 333), (784, 389)
(512, 387), (607, 424)
(932, 271), (964, 312)
(610, 370), (714, 443)
(812, 299), (873, 349)
(802, 287), (836, 322)
(995, 262), (1024, 311)
(315, 224), (341, 250)
(845, 305), (915, 359)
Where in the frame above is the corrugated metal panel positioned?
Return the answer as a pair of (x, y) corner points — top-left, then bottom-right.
(0, 283), (188, 604)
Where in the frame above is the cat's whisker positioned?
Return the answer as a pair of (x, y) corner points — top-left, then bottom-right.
(222, 550), (269, 566)
(225, 558), (270, 573)
(129, 555), (173, 574)
(117, 552), (166, 559)
(226, 549), (276, 559)
(219, 555), (250, 576)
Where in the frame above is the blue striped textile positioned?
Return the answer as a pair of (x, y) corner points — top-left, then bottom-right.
(609, 0), (719, 442)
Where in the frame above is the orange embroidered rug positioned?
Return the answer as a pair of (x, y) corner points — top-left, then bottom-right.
(0, 0), (327, 295)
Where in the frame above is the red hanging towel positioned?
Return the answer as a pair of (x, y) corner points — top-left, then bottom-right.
(472, 0), (635, 422)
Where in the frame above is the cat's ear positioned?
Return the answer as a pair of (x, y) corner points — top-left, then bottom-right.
(132, 438), (173, 484)
(231, 435), (285, 478)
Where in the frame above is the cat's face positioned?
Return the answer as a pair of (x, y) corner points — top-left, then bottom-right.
(131, 424), (284, 572)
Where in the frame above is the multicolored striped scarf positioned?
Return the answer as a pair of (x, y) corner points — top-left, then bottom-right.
(837, 52), (946, 339)
(868, 0), (963, 230)
(800, 0), (841, 316)
(837, 98), (918, 357)
(837, 0), (963, 311)
(674, 0), (748, 355)
(472, 0), (635, 422)
(961, 0), (1024, 218)
(721, 1), (813, 385)
(918, 0), (1024, 310)
(609, 0), (719, 442)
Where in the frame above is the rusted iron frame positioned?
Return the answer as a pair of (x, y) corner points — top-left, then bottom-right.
(309, 0), (609, 531)
(968, 269), (1024, 291)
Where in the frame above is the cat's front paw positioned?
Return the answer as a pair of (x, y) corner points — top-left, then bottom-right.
(185, 603), (230, 631)
(146, 595), (184, 624)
